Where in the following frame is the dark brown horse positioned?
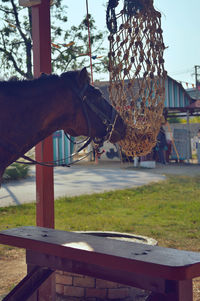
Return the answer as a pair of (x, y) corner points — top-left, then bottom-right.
(0, 68), (126, 179)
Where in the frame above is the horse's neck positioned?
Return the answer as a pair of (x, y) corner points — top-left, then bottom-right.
(15, 85), (74, 134)
(0, 84), (76, 170)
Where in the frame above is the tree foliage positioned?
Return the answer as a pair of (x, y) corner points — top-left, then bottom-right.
(0, 0), (108, 79)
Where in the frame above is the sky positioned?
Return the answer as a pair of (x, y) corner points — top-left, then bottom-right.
(64, 0), (200, 89)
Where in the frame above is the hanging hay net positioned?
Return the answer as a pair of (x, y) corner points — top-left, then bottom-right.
(107, 0), (167, 157)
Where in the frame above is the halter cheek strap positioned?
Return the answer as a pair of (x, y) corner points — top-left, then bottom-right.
(69, 81), (116, 147)
(79, 83), (89, 99)
(67, 81), (92, 139)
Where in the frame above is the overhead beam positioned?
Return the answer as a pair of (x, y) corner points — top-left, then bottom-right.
(19, 0), (41, 7)
(19, 0), (54, 7)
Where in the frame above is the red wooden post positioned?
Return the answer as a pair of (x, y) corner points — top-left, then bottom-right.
(31, 1), (55, 300)
(32, 0), (54, 229)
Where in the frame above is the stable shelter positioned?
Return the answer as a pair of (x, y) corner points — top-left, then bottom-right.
(164, 76), (200, 118)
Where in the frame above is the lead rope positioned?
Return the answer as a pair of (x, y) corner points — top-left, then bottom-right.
(16, 137), (93, 167)
(17, 152), (93, 167)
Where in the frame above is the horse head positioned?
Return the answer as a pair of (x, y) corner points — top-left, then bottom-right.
(61, 68), (126, 145)
(0, 68), (126, 180)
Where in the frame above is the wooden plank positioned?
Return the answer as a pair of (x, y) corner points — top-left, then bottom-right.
(26, 250), (167, 294)
(2, 266), (53, 301)
(26, 264), (56, 301)
(1, 226), (200, 281)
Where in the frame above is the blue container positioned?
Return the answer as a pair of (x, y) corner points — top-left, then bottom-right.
(53, 130), (74, 165)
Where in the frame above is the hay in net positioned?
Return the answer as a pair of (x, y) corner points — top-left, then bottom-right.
(107, 0), (167, 157)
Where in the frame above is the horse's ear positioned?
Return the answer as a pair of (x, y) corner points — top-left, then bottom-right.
(79, 67), (89, 84)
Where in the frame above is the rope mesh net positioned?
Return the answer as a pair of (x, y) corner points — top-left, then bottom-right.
(107, 0), (167, 157)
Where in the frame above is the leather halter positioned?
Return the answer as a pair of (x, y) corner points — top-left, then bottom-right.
(70, 82), (116, 146)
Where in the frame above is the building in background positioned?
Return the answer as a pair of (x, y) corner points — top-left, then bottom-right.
(53, 76), (200, 165)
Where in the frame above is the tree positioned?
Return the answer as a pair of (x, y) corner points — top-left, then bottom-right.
(0, 0), (108, 79)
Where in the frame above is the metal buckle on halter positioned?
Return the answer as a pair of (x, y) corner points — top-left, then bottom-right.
(93, 137), (104, 148)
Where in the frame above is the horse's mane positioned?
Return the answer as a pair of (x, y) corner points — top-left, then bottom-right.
(0, 70), (81, 93)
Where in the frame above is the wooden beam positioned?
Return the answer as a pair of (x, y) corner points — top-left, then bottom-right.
(26, 250), (167, 294)
(19, 0), (54, 7)
(0, 227), (197, 301)
(1, 227), (200, 281)
(32, 0), (54, 229)
(31, 1), (55, 299)
(2, 266), (54, 301)
(19, 0), (41, 7)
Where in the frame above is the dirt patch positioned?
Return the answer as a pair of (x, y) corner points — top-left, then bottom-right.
(0, 249), (26, 297)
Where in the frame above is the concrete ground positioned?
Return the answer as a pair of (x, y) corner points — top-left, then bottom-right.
(0, 161), (199, 208)
(130, 161), (200, 176)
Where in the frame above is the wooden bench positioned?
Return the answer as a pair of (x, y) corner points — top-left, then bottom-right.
(0, 226), (200, 301)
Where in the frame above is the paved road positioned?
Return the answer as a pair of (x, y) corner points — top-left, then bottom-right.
(0, 162), (165, 207)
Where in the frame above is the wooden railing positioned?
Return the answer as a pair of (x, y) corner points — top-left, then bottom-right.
(0, 226), (200, 301)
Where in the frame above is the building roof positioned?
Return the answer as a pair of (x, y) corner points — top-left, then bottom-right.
(95, 75), (193, 110)
(164, 76), (192, 109)
(186, 87), (200, 100)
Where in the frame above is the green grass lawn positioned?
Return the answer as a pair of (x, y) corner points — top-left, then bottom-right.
(0, 175), (200, 255)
